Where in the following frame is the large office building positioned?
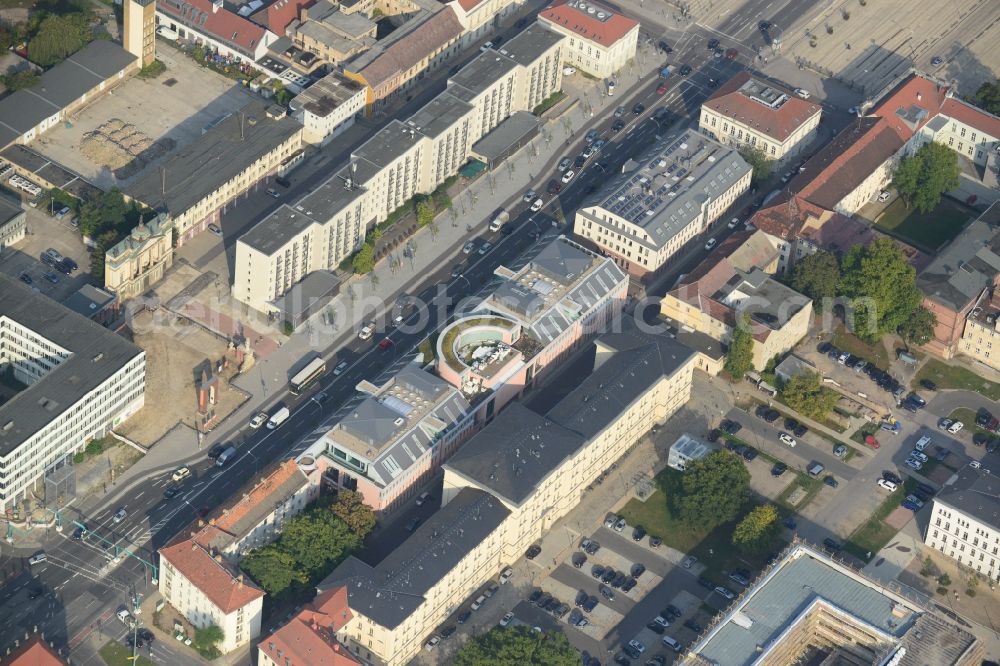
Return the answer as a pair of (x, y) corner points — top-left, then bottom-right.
(0, 275), (145, 512)
(573, 128), (752, 278)
(685, 542), (982, 665)
(298, 365), (473, 513)
(538, 0), (638, 79)
(925, 463), (1000, 581)
(319, 321), (698, 665)
(234, 25), (564, 314)
(699, 71), (822, 161)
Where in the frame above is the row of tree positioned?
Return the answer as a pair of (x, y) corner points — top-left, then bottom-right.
(240, 491), (375, 601)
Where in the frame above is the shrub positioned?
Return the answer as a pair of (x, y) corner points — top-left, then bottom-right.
(85, 440), (104, 457)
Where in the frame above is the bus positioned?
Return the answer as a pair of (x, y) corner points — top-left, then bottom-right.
(290, 357), (326, 394)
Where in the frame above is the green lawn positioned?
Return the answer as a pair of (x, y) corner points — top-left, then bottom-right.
(99, 641), (155, 666)
(842, 477), (919, 561)
(875, 196), (974, 252)
(832, 325), (890, 370)
(915, 359), (1000, 401)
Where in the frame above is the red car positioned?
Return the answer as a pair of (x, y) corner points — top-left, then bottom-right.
(379, 338), (393, 350)
(726, 48), (738, 60)
(865, 435), (881, 450)
(656, 83), (668, 95)
(989, 417), (999, 433)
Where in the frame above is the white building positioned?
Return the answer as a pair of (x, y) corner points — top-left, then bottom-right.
(667, 433), (716, 471)
(0, 195), (25, 250)
(0, 275), (145, 512)
(538, 0), (638, 79)
(155, 0), (278, 65)
(925, 464), (1000, 581)
(234, 25), (564, 314)
(289, 72), (367, 145)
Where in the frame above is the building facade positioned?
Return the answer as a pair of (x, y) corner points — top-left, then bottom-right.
(0, 195), (25, 250)
(926, 465), (1000, 582)
(538, 0), (638, 79)
(0, 275), (145, 511)
(104, 216), (174, 299)
(234, 26), (564, 314)
(123, 0), (156, 66)
(699, 71), (822, 161)
(289, 71), (367, 144)
(257, 588), (359, 666)
(573, 129), (752, 278)
(155, 0), (277, 64)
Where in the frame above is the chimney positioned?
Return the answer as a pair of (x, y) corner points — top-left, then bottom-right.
(215, 554), (223, 563)
(916, 92), (922, 101)
(211, 0), (222, 12)
(237, 575), (244, 588)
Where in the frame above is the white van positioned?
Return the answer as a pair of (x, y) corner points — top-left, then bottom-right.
(914, 435), (932, 452)
(267, 407), (290, 429)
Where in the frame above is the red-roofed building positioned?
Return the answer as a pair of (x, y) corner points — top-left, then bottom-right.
(156, 0), (277, 64)
(257, 588), (360, 666)
(1, 634), (67, 666)
(538, 0), (638, 78)
(250, 0), (311, 35)
(449, 0), (522, 42)
(700, 71), (822, 161)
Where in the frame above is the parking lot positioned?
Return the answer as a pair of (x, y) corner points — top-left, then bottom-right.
(0, 204), (92, 298)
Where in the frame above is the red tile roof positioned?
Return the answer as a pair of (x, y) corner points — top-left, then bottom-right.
(942, 97), (1000, 141)
(258, 588), (358, 666)
(2, 636), (67, 666)
(351, 7), (463, 89)
(703, 71), (821, 142)
(870, 73), (949, 138)
(158, 0), (269, 56)
(539, 0), (638, 47)
(252, 0), (310, 34)
(210, 458), (303, 539)
(457, 0), (486, 11)
(160, 535), (264, 614)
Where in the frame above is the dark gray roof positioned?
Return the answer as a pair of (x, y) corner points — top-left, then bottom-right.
(497, 23), (563, 67)
(448, 50), (519, 103)
(0, 274), (144, 457)
(546, 322), (696, 439)
(61, 284), (117, 319)
(0, 41), (136, 148)
(405, 93), (473, 139)
(318, 487), (509, 628)
(126, 102), (301, 216)
(935, 464), (1000, 529)
(351, 120), (426, 182)
(0, 190), (23, 226)
(1, 145), (103, 201)
(444, 403), (585, 506)
(471, 111), (540, 163)
(917, 207), (1000, 311)
(240, 204), (318, 255)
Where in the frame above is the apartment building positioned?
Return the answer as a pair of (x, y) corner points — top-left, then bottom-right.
(234, 26), (564, 313)
(199, 458), (319, 562)
(687, 543), (982, 666)
(126, 102), (302, 246)
(298, 365), (473, 513)
(155, 0), (277, 64)
(257, 588), (359, 666)
(289, 71), (367, 144)
(574, 129), (752, 278)
(0, 275), (145, 512)
(0, 194), (25, 250)
(2, 633), (68, 666)
(926, 464), (1000, 581)
(103, 215), (174, 299)
(319, 321), (698, 665)
(699, 71), (822, 161)
(158, 536), (265, 653)
(435, 236), (627, 416)
(661, 257), (813, 371)
(538, 0), (638, 79)
(450, 0), (523, 41)
(288, 0), (377, 64)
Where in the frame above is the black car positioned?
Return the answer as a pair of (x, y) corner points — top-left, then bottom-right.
(707, 429), (721, 443)
(679, 64), (692, 76)
(883, 471), (903, 484)
(457, 610), (471, 624)
(824, 475), (839, 488)
(592, 564), (606, 579)
(612, 572), (627, 588)
(684, 618), (703, 633)
(207, 443), (226, 459)
(742, 447), (759, 462)
(758, 20), (771, 31)
(611, 119), (626, 133)
(662, 604), (682, 620)
(720, 419), (742, 435)
(771, 462), (787, 477)
(125, 635), (145, 649)
(137, 629), (154, 644)
(600, 585), (616, 601)
(657, 40), (671, 54)
(649, 535), (662, 548)
(534, 593), (551, 609)
(707, 38), (719, 49)
(602, 569), (617, 584)
(974, 432), (989, 447)
(525, 544), (541, 559)
(28, 587), (43, 599)
(977, 409), (993, 427)
(439, 625), (457, 639)
(631, 563), (645, 578)
(163, 485), (181, 499)
(529, 589), (543, 604)
(72, 525), (85, 540)
(621, 577), (637, 592)
(547, 180), (562, 194)
(632, 103), (645, 115)
(576, 589), (589, 606)
(697, 576), (714, 589)
(572, 552), (587, 568)
(574, 155), (587, 168)
(921, 379), (937, 391)
(823, 537), (842, 552)
(792, 423), (808, 437)
(613, 654), (631, 666)
(18, 272), (32, 285)
(633, 526), (646, 541)
(582, 595), (598, 612)
(584, 539), (600, 555)
(54, 260), (72, 275)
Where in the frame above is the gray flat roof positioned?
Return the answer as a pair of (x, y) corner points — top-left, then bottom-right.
(0, 41), (136, 148)
(0, 191), (23, 227)
(289, 71), (364, 118)
(61, 284), (116, 319)
(239, 204), (318, 256)
(126, 102), (301, 216)
(498, 23), (563, 67)
(271, 271), (342, 320)
(448, 51), (520, 103)
(471, 111), (540, 162)
(935, 464), (1000, 529)
(712, 268), (810, 331)
(405, 93), (473, 139)
(1, 145), (104, 201)
(917, 205), (1000, 311)
(0, 274), (144, 458)
(318, 486), (509, 628)
(352, 120), (426, 178)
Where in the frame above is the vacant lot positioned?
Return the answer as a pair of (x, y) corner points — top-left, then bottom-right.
(915, 359), (1000, 401)
(843, 477), (918, 562)
(875, 197), (974, 252)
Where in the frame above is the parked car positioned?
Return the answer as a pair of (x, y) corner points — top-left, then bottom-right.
(833, 444), (848, 458)
(779, 433), (797, 447)
(525, 544), (541, 559)
(499, 611), (514, 627)
(681, 555), (697, 569)
(704, 238), (717, 251)
(614, 517), (627, 532)
(877, 479), (898, 492)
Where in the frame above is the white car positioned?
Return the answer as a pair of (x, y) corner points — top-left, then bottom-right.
(652, 615), (670, 628)
(914, 435), (931, 451)
(471, 595), (486, 611)
(499, 611), (515, 627)
(971, 460), (982, 470)
(462, 241), (476, 254)
(499, 568), (513, 584)
(704, 238), (717, 251)
(424, 636), (440, 650)
(561, 170), (575, 184)
(628, 639), (646, 654)
(113, 508), (127, 523)
(877, 190), (891, 202)
(333, 361), (348, 376)
(905, 458), (923, 471)
(910, 450), (928, 463)
(877, 479), (898, 492)
(779, 433), (797, 447)
(681, 555), (697, 569)
(28, 552), (47, 565)
(794, 88), (811, 99)
(116, 609), (132, 625)
(522, 189), (537, 203)
(562, 66), (576, 75)
(249, 412), (268, 429)
(530, 198), (544, 212)
(478, 241), (493, 255)
(358, 323), (374, 340)
(948, 420), (964, 434)
(727, 217), (740, 229)
(171, 467), (191, 482)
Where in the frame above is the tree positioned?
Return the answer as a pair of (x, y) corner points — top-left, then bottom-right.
(781, 371), (839, 420)
(416, 200), (435, 227)
(351, 243), (375, 274)
(898, 306), (937, 348)
(973, 80), (1000, 116)
(89, 230), (121, 282)
(790, 251), (840, 309)
(28, 14), (89, 67)
(838, 238), (922, 342)
(676, 451), (750, 530)
(738, 145), (773, 185)
(732, 504), (781, 555)
(331, 490), (376, 537)
(278, 509), (359, 577)
(724, 313), (755, 378)
(453, 626), (580, 666)
(892, 141), (961, 213)
(1, 70), (39, 90)
(192, 625), (224, 660)
(240, 544), (307, 596)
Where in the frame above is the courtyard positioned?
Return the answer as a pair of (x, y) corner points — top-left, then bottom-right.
(874, 196), (976, 252)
